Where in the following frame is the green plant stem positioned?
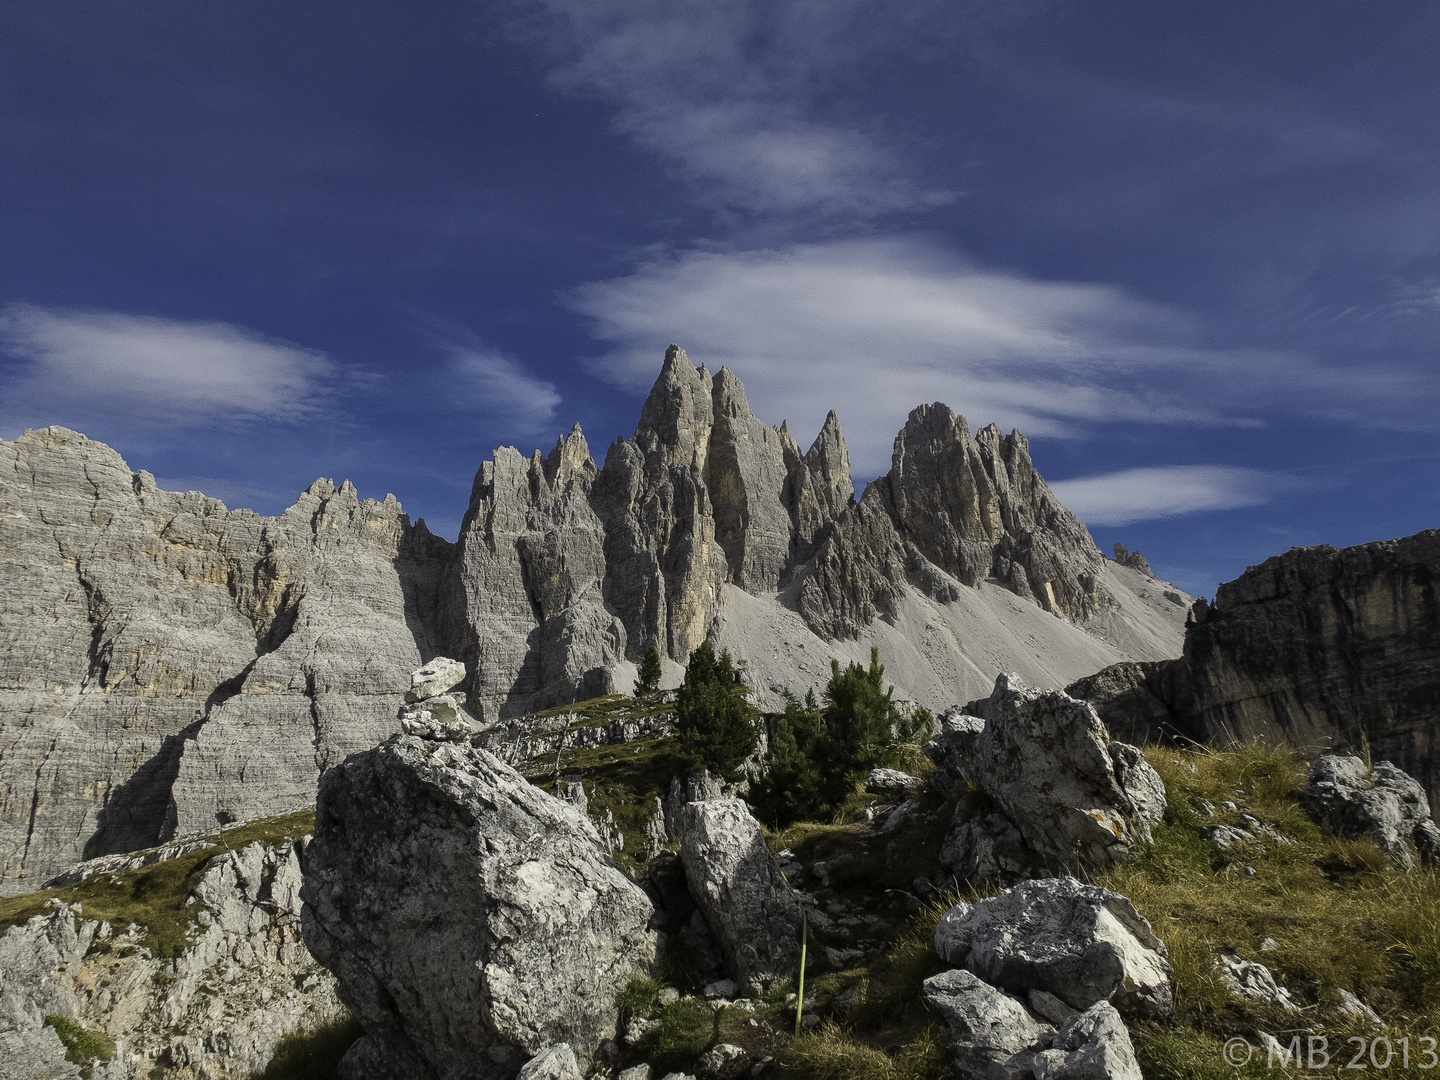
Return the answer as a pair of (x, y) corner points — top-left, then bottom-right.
(795, 906), (807, 1037)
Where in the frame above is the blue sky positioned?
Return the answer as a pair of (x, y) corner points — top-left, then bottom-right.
(3, 1), (1439, 597)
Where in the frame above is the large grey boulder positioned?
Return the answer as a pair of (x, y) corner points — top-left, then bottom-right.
(934, 878), (1173, 1018)
(1305, 755), (1440, 869)
(678, 800), (801, 994)
(936, 675), (1165, 882)
(1032, 1002), (1143, 1080)
(301, 734), (659, 1078)
(922, 968), (1055, 1080)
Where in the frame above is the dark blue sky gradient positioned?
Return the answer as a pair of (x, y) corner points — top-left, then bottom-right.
(3, 1), (1438, 596)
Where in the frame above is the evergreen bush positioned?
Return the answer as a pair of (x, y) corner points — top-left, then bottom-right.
(674, 642), (757, 783)
(636, 646), (663, 700)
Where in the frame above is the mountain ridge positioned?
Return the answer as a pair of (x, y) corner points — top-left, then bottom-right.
(0, 348), (1189, 893)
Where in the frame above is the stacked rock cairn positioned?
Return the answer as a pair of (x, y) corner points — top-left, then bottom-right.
(398, 657), (480, 741)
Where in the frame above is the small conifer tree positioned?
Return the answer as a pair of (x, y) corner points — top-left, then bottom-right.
(675, 642), (757, 783)
(635, 645), (662, 700)
(748, 689), (823, 827)
(815, 647), (904, 809)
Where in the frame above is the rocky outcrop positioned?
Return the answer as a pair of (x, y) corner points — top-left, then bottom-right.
(300, 734), (658, 1078)
(1073, 531), (1440, 806)
(1304, 755), (1440, 869)
(678, 799), (801, 993)
(0, 835), (345, 1080)
(934, 878), (1173, 1018)
(922, 968), (1056, 1080)
(1033, 1002), (1143, 1080)
(930, 675), (1166, 881)
(0, 426), (451, 894)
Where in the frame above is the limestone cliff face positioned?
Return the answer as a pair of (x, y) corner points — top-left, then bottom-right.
(441, 346), (862, 719)
(1072, 531), (1440, 804)
(1, 349), (1190, 892)
(0, 427), (449, 892)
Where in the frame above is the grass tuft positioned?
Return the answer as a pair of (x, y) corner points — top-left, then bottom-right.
(43, 1014), (113, 1078)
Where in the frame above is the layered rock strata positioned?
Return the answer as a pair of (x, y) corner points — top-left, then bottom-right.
(0, 427), (450, 893)
(1071, 530), (1440, 804)
(300, 733), (658, 1078)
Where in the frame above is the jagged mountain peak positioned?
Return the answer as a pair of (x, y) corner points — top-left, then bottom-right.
(0, 347), (1192, 893)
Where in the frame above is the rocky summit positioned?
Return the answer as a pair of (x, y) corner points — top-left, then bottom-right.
(0, 348), (1191, 893)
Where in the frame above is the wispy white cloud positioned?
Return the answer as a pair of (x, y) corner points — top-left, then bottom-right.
(0, 303), (337, 434)
(1049, 466), (1290, 526)
(571, 236), (1292, 478)
(433, 332), (561, 434)
(509, 0), (951, 218)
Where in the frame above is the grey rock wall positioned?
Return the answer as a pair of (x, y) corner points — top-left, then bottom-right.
(0, 427), (450, 893)
(0, 836), (345, 1080)
(1071, 530), (1440, 805)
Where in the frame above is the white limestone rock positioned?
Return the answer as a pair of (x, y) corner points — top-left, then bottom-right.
(406, 657), (466, 702)
(678, 800), (801, 994)
(934, 878), (1173, 1018)
(1032, 1001), (1143, 1080)
(865, 768), (923, 799)
(922, 968), (1055, 1080)
(518, 1043), (583, 1080)
(301, 734), (659, 1078)
(1215, 953), (1299, 1012)
(1305, 755), (1440, 869)
(936, 676), (1165, 883)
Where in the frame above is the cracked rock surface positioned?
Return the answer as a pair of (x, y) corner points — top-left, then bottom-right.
(301, 733), (658, 1079)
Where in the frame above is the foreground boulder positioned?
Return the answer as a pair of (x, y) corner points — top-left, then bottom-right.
(1033, 1002), (1143, 1080)
(678, 799), (802, 993)
(923, 968), (1055, 1080)
(1305, 755), (1440, 869)
(933, 675), (1166, 882)
(934, 877), (1173, 1017)
(301, 734), (659, 1078)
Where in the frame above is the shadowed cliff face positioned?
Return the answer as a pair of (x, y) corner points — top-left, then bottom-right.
(1, 348), (1186, 892)
(1072, 531), (1440, 805)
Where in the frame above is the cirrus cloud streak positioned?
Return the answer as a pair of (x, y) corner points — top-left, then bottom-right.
(1049, 465), (1292, 526)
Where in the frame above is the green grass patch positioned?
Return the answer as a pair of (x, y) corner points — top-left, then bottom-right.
(1098, 742), (1440, 1070)
(43, 1015), (113, 1078)
(525, 692), (676, 728)
(0, 809), (315, 956)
